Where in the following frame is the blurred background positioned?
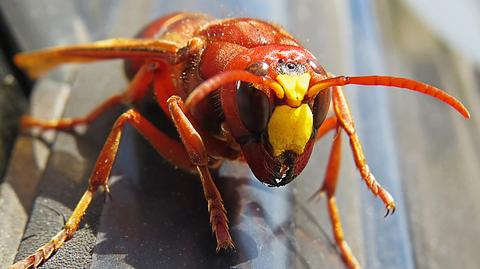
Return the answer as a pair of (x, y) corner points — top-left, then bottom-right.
(0, 0), (478, 268)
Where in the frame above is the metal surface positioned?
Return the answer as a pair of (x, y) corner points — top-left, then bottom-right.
(378, 1), (480, 268)
(0, 0), (479, 268)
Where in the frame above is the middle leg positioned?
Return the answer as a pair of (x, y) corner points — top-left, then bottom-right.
(10, 108), (191, 269)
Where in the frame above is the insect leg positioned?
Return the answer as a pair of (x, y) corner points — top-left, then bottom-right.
(167, 95), (234, 251)
(21, 62), (157, 131)
(328, 195), (361, 269)
(315, 115), (338, 141)
(311, 127), (361, 268)
(309, 116), (339, 201)
(332, 86), (395, 215)
(10, 109), (192, 269)
(21, 94), (123, 131)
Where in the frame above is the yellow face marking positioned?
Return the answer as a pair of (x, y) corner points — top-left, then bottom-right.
(267, 104), (313, 157)
(276, 73), (311, 107)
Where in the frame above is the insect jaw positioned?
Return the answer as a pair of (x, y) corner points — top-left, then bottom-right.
(269, 159), (296, 187)
(239, 139), (307, 188)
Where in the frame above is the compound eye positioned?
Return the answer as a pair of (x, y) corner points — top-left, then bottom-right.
(312, 89), (331, 129)
(236, 81), (272, 134)
(246, 61), (269, 76)
(307, 59), (327, 76)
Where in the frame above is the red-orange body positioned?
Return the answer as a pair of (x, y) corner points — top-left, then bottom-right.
(126, 12), (329, 184)
(11, 12), (469, 269)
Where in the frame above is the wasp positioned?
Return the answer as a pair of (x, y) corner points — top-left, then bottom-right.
(11, 12), (470, 269)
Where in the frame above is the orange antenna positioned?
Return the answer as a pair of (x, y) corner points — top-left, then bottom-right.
(185, 70), (283, 110)
(308, 76), (470, 119)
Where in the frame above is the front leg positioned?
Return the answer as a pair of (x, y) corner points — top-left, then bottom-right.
(167, 95), (234, 250)
(332, 86), (396, 215)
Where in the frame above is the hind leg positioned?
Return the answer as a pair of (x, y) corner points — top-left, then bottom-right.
(21, 62), (158, 131)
